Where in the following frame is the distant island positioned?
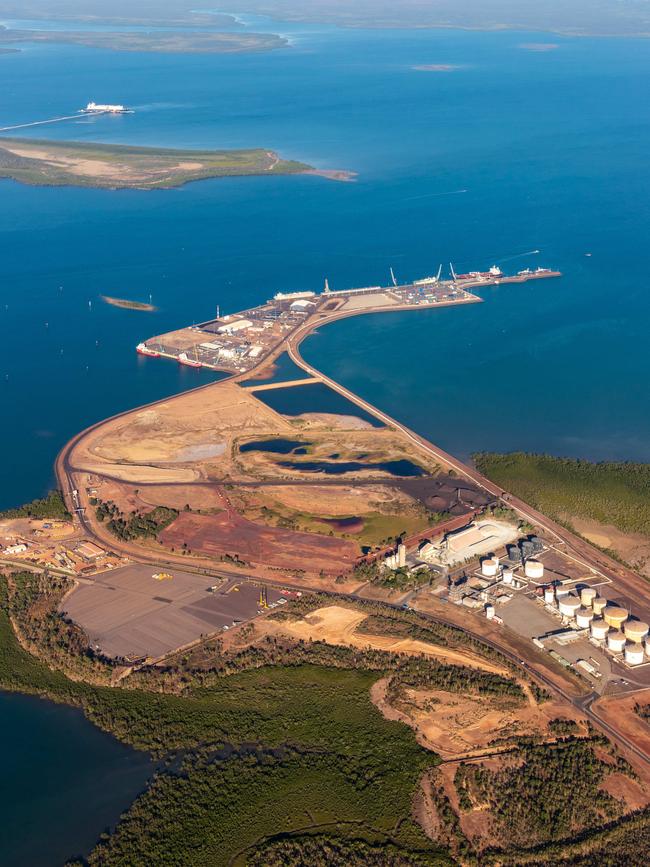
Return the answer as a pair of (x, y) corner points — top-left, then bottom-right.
(412, 63), (465, 72)
(0, 138), (336, 190)
(0, 27), (287, 55)
(102, 296), (156, 312)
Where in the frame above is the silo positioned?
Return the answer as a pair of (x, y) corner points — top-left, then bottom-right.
(485, 604), (495, 620)
(607, 631), (626, 653)
(520, 540), (534, 559)
(544, 587), (556, 605)
(592, 597), (607, 616)
(481, 558), (499, 578)
(507, 544), (521, 562)
(625, 642), (645, 666)
(575, 608), (594, 629)
(624, 620), (649, 644)
(558, 596), (581, 619)
(580, 588), (597, 608)
(525, 560), (544, 580)
(604, 606), (628, 629)
(591, 619), (609, 640)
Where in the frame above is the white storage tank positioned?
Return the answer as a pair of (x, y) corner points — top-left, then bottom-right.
(580, 587), (597, 608)
(625, 642), (645, 666)
(575, 608), (594, 629)
(591, 619), (609, 640)
(592, 597), (607, 616)
(555, 585), (570, 599)
(604, 606), (628, 629)
(558, 596), (581, 618)
(481, 558), (499, 578)
(645, 636), (650, 657)
(524, 559), (544, 580)
(544, 587), (556, 605)
(624, 620), (649, 644)
(502, 569), (514, 585)
(607, 631), (626, 653)
(485, 604), (495, 620)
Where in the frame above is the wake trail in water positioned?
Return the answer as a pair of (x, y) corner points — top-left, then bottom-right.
(402, 189), (468, 202)
(495, 249), (541, 263)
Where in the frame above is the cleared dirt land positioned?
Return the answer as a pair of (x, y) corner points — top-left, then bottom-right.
(371, 677), (585, 759)
(160, 511), (360, 574)
(267, 605), (509, 675)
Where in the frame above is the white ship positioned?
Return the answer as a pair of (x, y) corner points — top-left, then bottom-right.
(81, 102), (132, 114)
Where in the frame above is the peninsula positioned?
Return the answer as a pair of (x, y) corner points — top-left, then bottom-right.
(5, 262), (650, 864)
(0, 27), (288, 55)
(0, 138), (314, 189)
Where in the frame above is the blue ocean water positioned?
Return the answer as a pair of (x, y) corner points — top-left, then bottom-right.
(1, 24), (650, 511)
(0, 691), (152, 866)
(1, 19), (650, 859)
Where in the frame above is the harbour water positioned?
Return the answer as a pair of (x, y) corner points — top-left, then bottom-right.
(1, 14), (650, 861)
(0, 691), (152, 866)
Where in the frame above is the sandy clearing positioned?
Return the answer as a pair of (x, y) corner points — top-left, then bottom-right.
(135, 484), (222, 512)
(564, 513), (650, 577)
(4, 145), (208, 181)
(76, 462), (199, 483)
(371, 681), (585, 759)
(277, 605), (509, 676)
(296, 412), (375, 430)
(259, 483), (415, 516)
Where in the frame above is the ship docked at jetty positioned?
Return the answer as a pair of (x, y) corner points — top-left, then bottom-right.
(136, 343), (160, 358)
(134, 260), (561, 377)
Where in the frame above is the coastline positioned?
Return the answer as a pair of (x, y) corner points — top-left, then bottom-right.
(0, 137), (327, 189)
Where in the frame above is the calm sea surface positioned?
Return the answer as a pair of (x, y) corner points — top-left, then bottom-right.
(1, 16), (650, 862)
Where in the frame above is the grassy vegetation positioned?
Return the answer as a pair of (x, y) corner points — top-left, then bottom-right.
(0, 29), (288, 55)
(93, 498), (177, 541)
(234, 485), (438, 548)
(0, 489), (70, 520)
(634, 702), (650, 723)
(493, 805), (650, 865)
(474, 452), (650, 537)
(247, 834), (440, 866)
(0, 570), (644, 863)
(0, 138), (310, 190)
(8, 570), (113, 681)
(455, 736), (632, 850)
(0, 573), (451, 863)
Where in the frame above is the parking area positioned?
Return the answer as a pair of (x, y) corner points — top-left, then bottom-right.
(61, 564), (283, 661)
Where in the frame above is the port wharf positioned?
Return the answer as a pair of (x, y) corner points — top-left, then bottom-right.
(136, 266), (561, 375)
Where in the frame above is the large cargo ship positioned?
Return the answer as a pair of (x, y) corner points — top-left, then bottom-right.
(454, 265), (503, 281)
(178, 352), (202, 369)
(136, 342), (160, 358)
(81, 102), (132, 114)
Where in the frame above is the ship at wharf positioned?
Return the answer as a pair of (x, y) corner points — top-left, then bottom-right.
(136, 264), (561, 375)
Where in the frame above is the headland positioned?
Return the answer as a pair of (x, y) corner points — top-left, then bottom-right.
(0, 26), (288, 55)
(0, 138), (316, 189)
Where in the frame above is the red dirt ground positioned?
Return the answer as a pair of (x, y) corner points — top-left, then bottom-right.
(160, 510), (360, 574)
